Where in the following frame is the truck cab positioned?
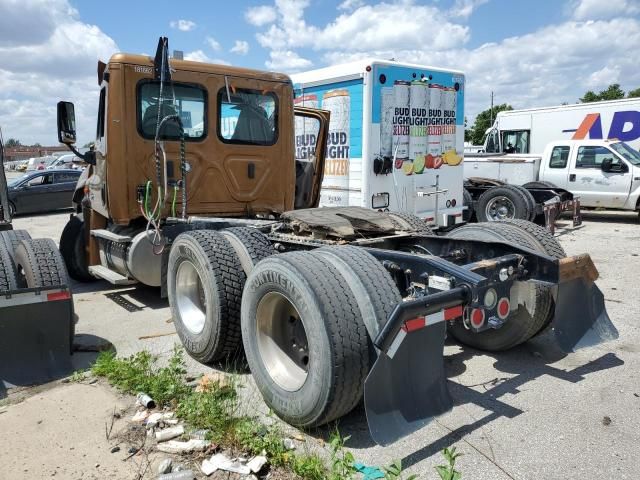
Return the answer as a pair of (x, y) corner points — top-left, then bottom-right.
(539, 139), (640, 210)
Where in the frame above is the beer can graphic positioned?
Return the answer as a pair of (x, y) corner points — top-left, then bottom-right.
(322, 89), (350, 205)
(409, 80), (429, 168)
(380, 87), (394, 157)
(441, 87), (457, 154)
(294, 94), (319, 161)
(427, 84), (443, 157)
(392, 80), (410, 161)
(294, 94), (319, 133)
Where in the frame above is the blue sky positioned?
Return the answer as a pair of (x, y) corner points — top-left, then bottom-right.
(1, 0), (639, 144)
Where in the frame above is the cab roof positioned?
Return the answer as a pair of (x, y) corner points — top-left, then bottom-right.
(108, 53), (292, 83)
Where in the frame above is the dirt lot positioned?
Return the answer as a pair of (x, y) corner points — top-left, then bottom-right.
(1, 209), (639, 479)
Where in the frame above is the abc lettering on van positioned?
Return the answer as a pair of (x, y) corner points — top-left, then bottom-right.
(571, 111), (640, 142)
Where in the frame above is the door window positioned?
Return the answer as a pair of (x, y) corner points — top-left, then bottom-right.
(27, 174), (53, 186)
(575, 146), (623, 169)
(295, 115), (320, 162)
(485, 129), (499, 153)
(501, 130), (530, 153)
(54, 172), (80, 183)
(549, 146), (570, 168)
(217, 88), (278, 145)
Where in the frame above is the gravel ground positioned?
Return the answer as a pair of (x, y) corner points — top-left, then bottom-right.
(2, 207), (639, 479)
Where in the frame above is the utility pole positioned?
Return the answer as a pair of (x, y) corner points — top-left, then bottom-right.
(490, 91), (494, 126)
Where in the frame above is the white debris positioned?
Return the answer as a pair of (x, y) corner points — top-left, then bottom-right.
(146, 412), (163, 427)
(156, 439), (210, 454)
(201, 459), (217, 476)
(131, 410), (149, 422)
(156, 425), (185, 442)
(205, 453), (251, 475)
(247, 455), (268, 473)
(283, 438), (295, 450)
(158, 458), (173, 474)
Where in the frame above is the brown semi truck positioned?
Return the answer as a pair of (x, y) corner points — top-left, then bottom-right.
(56, 37), (617, 445)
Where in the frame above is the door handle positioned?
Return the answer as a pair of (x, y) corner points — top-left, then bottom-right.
(569, 174), (576, 182)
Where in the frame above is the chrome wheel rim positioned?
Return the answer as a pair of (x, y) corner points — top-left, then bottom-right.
(485, 196), (516, 221)
(175, 260), (206, 334)
(256, 292), (309, 391)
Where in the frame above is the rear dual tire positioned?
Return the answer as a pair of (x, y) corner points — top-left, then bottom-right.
(476, 185), (536, 222)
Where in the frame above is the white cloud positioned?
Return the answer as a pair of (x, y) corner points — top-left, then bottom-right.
(449, 0), (489, 18)
(587, 65), (621, 88)
(169, 19), (196, 31)
(184, 50), (230, 66)
(265, 50), (313, 72)
(205, 36), (221, 51)
(245, 5), (278, 26)
(0, 0), (118, 145)
(338, 0), (364, 10)
(230, 40), (249, 55)
(570, 0), (640, 20)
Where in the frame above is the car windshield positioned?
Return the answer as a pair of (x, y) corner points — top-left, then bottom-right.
(8, 175), (28, 187)
(610, 142), (640, 165)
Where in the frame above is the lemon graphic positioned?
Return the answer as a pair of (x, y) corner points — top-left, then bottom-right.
(402, 161), (414, 175)
(414, 155), (425, 174)
(443, 150), (463, 166)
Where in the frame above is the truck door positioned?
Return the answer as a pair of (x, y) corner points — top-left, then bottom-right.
(541, 145), (571, 189)
(568, 145), (632, 208)
(293, 106), (330, 209)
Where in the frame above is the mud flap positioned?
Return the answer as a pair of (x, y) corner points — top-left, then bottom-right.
(364, 322), (452, 446)
(0, 290), (74, 389)
(553, 278), (618, 352)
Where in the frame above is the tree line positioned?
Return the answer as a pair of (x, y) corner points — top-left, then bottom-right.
(466, 84), (640, 146)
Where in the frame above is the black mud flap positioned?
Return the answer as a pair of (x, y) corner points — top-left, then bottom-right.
(364, 322), (452, 446)
(553, 278), (618, 352)
(0, 290), (74, 390)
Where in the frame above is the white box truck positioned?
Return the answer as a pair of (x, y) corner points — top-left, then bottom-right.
(480, 98), (640, 154)
(291, 60), (466, 229)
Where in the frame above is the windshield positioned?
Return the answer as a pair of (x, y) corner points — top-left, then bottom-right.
(609, 142), (640, 165)
(8, 174), (28, 187)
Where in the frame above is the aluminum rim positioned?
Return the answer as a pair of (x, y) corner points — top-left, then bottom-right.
(485, 196), (516, 221)
(256, 292), (309, 392)
(175, 260), (206, 335)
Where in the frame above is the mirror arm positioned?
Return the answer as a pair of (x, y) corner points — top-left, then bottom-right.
(66, 144), (96, 166)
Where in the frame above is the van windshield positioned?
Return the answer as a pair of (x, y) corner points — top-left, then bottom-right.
(610, 142), (640, 165)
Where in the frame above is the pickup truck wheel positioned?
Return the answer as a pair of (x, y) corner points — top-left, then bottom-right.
(463, 188), (473, 222)
(241, 252), (369, 427)
(0, 229), (31, 261)
(446, 223), (553, 351)
(522, 181), (557, 189)
(388, 212), (434, 235)
(476, 186), (530, 222)
(0, 240), (20, 292)
(168, 230), (244, 364)
(221, 227), (275, 275)
(59, 215), (95, 282)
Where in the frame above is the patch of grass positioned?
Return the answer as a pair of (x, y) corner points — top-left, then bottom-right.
(384, 460), (418, 480)
(69, 369), (88, 382)
(435, 447), (462, 480)
(92, 347), (417, 480)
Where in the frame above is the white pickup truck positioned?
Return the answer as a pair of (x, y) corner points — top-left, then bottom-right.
(465, 139), (640, 213)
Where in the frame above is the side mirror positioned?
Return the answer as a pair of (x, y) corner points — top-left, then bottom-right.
(57, 101), (77, 145)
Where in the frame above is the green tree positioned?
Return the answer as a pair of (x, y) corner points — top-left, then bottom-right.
(598, 83), (625, 101)
(580, 90), (600, 103)
(5, 138), (21, 147)
(469, 104), (513, 145)
(627, 87), (640, 98)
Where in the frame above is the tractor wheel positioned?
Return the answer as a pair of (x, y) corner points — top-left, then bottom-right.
(446, 223), (553, 351)
(241, 251), (369, 427)
(14, 238), (70, 288)
(0, 239), (20, 292)
(476, 186), (531, 222)
(388, 212), (434, 235)
(168, 230), (244, 364)
(522, 181), (557, 189)
(463, 188), (473, 222)
(312, 245), (402, 340)
(221, 227), (275, 276)
(0, 229), (31, 261)
(59, 215), (95, 282)
(504, 185), (536, 221)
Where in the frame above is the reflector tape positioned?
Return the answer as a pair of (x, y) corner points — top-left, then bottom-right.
(387, 305), (463, 359)
(0, 289), (71, 308)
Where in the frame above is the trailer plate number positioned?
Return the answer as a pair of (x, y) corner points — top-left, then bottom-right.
(428, 275), (453, 291)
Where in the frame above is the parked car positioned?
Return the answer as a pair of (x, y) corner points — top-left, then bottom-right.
(47, 153), (85, 170)
(6, 169), (82, 215)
